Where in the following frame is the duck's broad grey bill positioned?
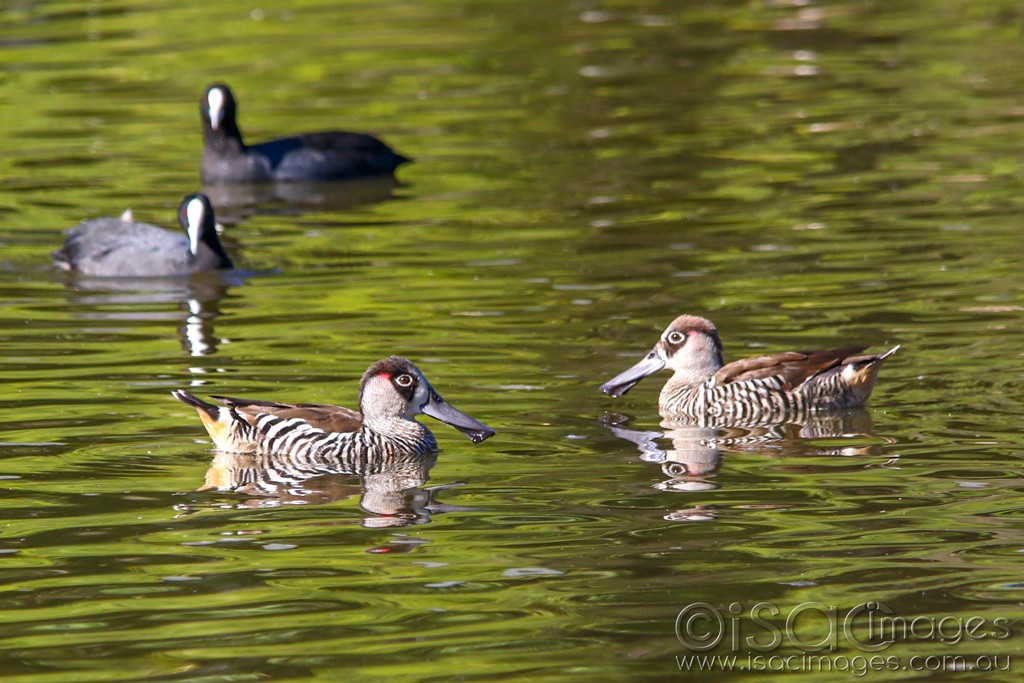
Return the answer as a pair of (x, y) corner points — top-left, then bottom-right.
(421, 391), (496, 443)
(599, 349), (666, 398)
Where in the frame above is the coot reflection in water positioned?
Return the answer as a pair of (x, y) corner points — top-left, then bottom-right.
(57, 270), (252, 356)
(202, 176), (401, 225)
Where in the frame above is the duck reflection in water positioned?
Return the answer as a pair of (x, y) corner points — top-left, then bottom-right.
(601, 408), (882, 521)
(200, 448), (475, 527)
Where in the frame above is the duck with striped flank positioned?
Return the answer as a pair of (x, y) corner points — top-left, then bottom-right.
(600, 315), (899, 421)
(173, 357), (494, 459)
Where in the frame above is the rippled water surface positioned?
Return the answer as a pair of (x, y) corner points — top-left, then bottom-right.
(2, 1), (1024, 680)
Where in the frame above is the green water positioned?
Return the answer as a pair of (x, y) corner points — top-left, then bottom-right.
(2, 1), (1024, 680)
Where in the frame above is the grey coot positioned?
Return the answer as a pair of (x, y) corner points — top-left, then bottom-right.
(54, 193), (233, 277)
(200, 83), (412, 184)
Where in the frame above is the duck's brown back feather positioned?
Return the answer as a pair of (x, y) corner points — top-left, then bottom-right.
(714, 347), (867, 389)
(210, 395), (365, 434)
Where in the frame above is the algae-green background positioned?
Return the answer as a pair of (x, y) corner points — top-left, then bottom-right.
(1, 1), (1023, 680)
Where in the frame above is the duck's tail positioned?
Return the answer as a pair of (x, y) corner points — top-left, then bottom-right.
(172, 390), (233, 449)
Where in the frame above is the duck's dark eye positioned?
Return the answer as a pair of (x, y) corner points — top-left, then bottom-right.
(395, 374), (414, 387)
(667, 331), (685, 345)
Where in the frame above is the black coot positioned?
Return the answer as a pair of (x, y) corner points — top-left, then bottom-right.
(200, 83), (411, 184)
